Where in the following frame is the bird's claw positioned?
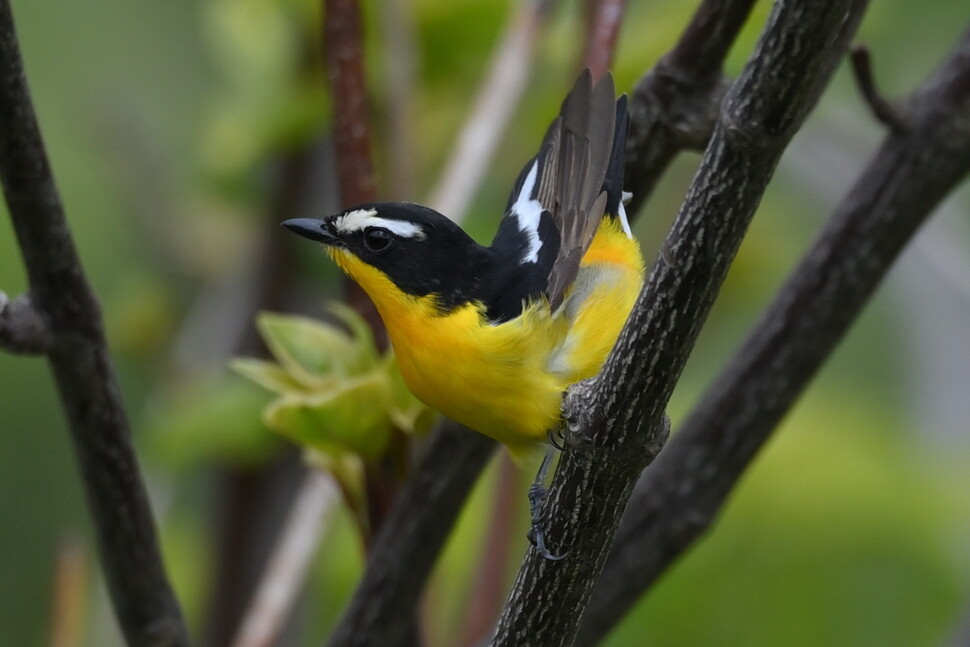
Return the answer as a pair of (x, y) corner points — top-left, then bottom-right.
(527, 463), (567, 561)
(528, 523), (568, 561)
(547, 427), (567, 451)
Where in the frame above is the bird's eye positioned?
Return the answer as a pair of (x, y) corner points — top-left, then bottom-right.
(363, 227), (393, 253)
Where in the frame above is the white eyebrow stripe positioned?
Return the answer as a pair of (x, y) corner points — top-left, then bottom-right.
(332, 208), (426, 240)
(510, 161), (543, 264)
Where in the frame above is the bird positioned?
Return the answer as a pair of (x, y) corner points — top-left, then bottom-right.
(284, 70), (644, 557)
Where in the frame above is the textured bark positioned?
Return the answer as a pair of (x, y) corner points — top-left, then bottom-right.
(0, 2), (190, 645)
(624, 0), (756, 216)
(577, 26), (970, 646)
(490, 2), (868, 645)
(319, 1), (794, 644)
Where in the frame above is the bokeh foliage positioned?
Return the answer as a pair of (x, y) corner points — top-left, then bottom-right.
(1, 1), (969, 646)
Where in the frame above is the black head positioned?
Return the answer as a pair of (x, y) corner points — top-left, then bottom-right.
(283, 203), (495, 312)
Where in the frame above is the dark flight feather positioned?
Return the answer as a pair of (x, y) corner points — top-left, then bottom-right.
(489, 70), (624, 320)
(603, 94), (629, 217)
(545, 71), (618, 311)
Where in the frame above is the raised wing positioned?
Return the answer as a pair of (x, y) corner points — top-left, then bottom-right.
(485, 70), (624, 321)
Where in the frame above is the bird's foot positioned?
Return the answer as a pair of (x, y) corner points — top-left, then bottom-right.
(527, 485), (567, 561)
(528, 521), (568, 561)
(526, 447), (568, 560)
(547, 427), (567, 451)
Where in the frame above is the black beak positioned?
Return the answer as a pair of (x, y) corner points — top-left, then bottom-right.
(282, 218), (337, 244)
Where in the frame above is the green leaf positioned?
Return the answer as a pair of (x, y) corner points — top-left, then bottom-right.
(257, 312), (368, 383)
(237, 310), (426, 462)
(231, 357), (307, 394)
(264, 372), (394, 460)
(327, 302), (379, 368)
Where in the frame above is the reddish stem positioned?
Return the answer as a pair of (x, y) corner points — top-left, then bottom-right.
(323, 0), (378, 208)
(583, 0), (629, 80)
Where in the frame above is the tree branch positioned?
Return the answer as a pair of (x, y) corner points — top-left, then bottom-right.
(624, 0), (757, 216)
(0, 2), (190, 646)
(0, 291), (52, 354)
(324, 0), (378, 209)
(849, 43), (909, 134)
(320, 1), (774, 643)
(324, 0), (417, 543)
(203, 150), (323, 647)
(323, 0), (387, 339)
(491, 2), (868, 645)
(582, 0), (629, 81)
(326, 422), (496, 647)
(577, 26), (970, 647)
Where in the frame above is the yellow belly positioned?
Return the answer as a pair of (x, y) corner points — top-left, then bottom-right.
(390, 300), (568, 454)
(331, 218), (643, 456)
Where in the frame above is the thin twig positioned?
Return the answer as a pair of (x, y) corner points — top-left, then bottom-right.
(323, 0), (385, 344)
(624, 0), (758, 217)
(202, 148), (327, 647)
(582, 0), (629, 81)
(491, 2), (869, 645)
(324, 0), (409, 541)
(426, 0), (556, 223)
(324, 0), (378, 208)
(322, 0), (383, 332)
(577, 25), (970, 647)
(850, 43), (909, 134)
(0, 2), (190, 645)
(232, 470), (340, 647)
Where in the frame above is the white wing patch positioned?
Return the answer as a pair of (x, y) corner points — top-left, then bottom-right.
(333, 208), (426, 240)
(617, 199), (633, 238)
(510, 161), (544, 264)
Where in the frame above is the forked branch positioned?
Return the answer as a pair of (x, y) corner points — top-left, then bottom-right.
(577, 26), (970, 646)
(625, 0), (757, 215)
(492, 2), (869, 645)
(321, 0), (780, 644)
(0, 1), (190, 645)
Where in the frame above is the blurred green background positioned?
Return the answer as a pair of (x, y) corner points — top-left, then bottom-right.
(2, 1), (969, 646)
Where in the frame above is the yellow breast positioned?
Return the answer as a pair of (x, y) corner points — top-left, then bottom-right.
(330, 217), (643, 457)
